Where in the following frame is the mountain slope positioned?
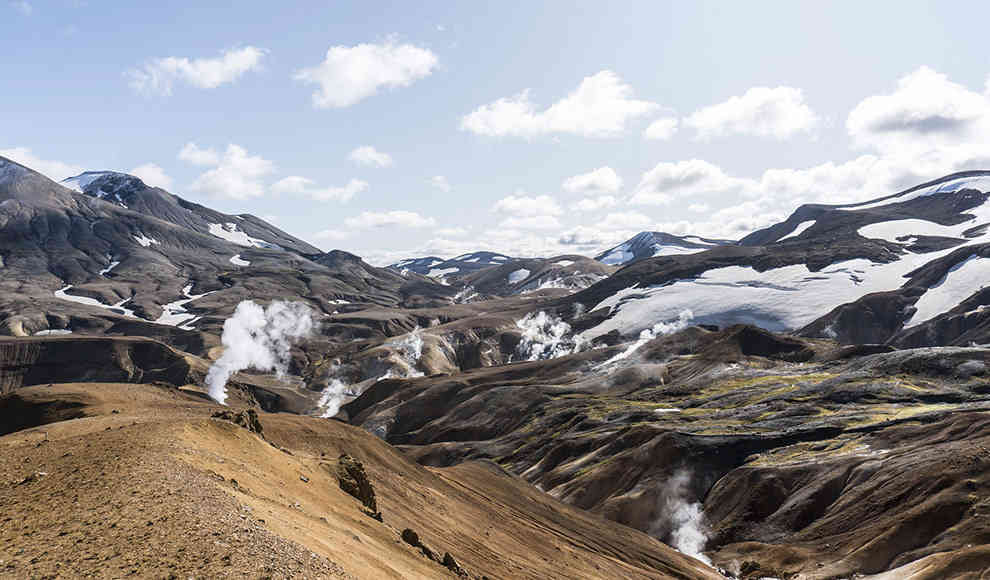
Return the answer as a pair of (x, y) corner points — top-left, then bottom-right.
(0, 157), (450, 341)
(571, 171), (990, 347)
(595, 231), (735, 266)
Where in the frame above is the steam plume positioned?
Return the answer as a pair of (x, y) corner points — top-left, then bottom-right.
(597, 309), (693, 367)
(205, 300), (313, 405)
(652, 469), (711, 565)
(516, 311), (587, 361)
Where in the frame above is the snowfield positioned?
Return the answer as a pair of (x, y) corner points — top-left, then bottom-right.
(587, 182), (990, 339)
(208, 222), (278, 249)
(229, 254), (250, 266)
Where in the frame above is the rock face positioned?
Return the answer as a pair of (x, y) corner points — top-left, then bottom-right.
(336, 453), (378, 514)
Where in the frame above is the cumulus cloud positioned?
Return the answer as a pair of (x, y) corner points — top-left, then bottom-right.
(493, 193), (562, 216)
(572, 195), (618, 211)
(127, 46), (265, 96)
(436, 226), (468, 236)
(630, 159), (738, 205)
(128, 163), (172, 189)
(184, 144), (275, 199)
(461, 70), (658, 138)
(0, 147), (84, 181)
(684, 86), (819, 139)
(294, 39), (437, 108)
(847, 66), (990, 152)
(177, 142), (221, 166)
(271, 176), (366, 202)
(600, 211), (653, 230)
(313, 229), (350, 241)
(345, 210), (436, 229)
(9, 1), (31, 15)
(348, 145), (393, 167)
(429, 175), (451, 192)
(500, 215), (562, 230)
(562, 166), (622, 194)
(643, 117), (679, 140)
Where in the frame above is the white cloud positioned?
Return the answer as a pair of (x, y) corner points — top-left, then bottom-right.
(313, 229), (350, 241)
(294, 39), (438, 108)
(128, 163), (172, 189)
(429, 175), (451, 192)
(499, 215), (562, 230)
(10, 1), (31, 15)
(348, 146), (393, 168)
(600, 211), (653, 231)
(436, 226), (468, 236)
(630, 159), (738, 205)
(847, 66), (990, 152)
(345, 210), (436, 229)
(572, 195), (618, 211)
(493, 193), (562, 217)
(271, 176), (367, 202)
(185, 144), (275, 200)
(562, 166), (622, 194)
(177, 142), (221, 166)
(0, 147), (84, 181)
(127, 46), (265, 96)
(688, 202), (710, 213)
(684, 86), (819, 139)
(461, 70), (658, 138)
(643, 117), (679, 140)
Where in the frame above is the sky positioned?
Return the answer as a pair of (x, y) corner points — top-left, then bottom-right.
(4, 1), (990, 264)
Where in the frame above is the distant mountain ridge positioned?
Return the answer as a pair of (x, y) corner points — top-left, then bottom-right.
(595, 231), (735, 265)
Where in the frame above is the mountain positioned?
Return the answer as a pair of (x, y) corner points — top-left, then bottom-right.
(595, 231), (735, 265)
(0, 157), (450, 343)
(572, 171), (990, 349)
(389, 251), (516, 280)
(5, 156), (990, 578)
(455, 254), (614, 300)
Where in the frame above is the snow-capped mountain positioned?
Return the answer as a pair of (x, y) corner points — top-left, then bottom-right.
(574, 171), (990, 348)
(456, 255), (614, 301)
(595, 231), (734, 265)
(388, 251), (516, 280)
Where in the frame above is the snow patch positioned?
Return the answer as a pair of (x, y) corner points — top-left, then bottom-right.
(133, 233), (159, 247)
(555, 260), (575, 267)
(155, 284), (214, 329)
(428, 267), (459, 278)
(208, 222), (278, 249)
(777, 220), (816, 242)
(905, 254), (990, 327)
(508, 269), (530, 284)
(54, 285), (135, 317)
(229, 254), (250, 267)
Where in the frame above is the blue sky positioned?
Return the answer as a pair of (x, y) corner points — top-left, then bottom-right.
(5, 1), (990, 264)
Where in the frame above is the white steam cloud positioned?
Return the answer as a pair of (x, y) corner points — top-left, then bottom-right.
(382, 327), (425, 378)
(597, 310), (693, 368)
(318, 377), (350, 419)
(652, 469), (711, 566)
(516, 311), (587, 361)
(205, 300), (314, 405)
